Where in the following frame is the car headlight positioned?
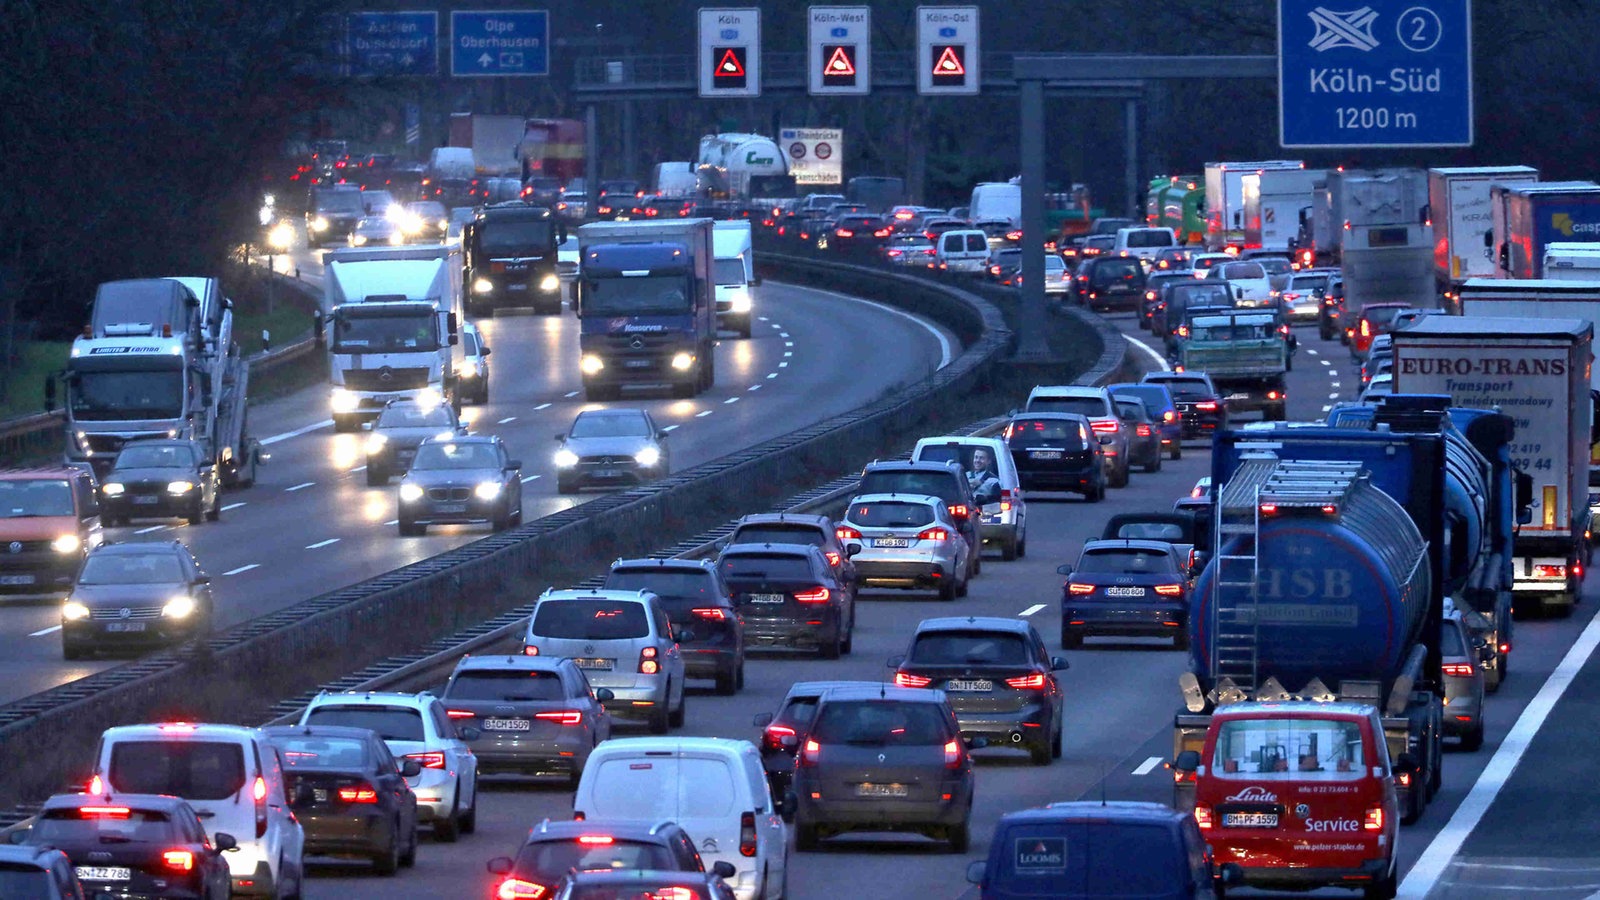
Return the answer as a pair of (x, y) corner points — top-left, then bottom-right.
(540, 274), (561, 292)
(457, 366), (477, 379)
(311, 217), (329, 232)
(61, 601), (90, 621)
(162, 595), (197, 619)
(473, 277), (495, 294)
(580, 355), (604, 375)
(635, 446), (661, 467)
(670, 352), (694, 371)
(730, 289), (752, 312)
(51, 534), (82, 554)
(331, 389), (359, 413)
(415, 389), (443, 409)
(365, 433), (388, 453)
(167, 481), (195, 495)
(350, 234), (368, 246)
(474, 481), (502, 500)
(388, 232), (406, 245)
(101, 483), (125, 497)
(399, 483), (425, 503)
(554, 448), (579, 468)
(437, 219), (449, 231)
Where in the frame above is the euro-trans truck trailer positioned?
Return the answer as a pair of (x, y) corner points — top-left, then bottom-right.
(1176, 428), (1450, 825)
(1426, 166), (1539, 307)
(1203, 160), (1304, 252)
(1392, 314), (1595, 616)
(574, 219), (717, 402)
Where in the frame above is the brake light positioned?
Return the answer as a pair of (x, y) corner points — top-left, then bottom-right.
(1177, 325), (1189, 337)
(1195, 401), (1218, 411)
(523, 645), (539, 656)
(88, 775), (103, 794)
(692, 607), (727, 620)
(740, 811), (758, 857)
(1137, 424), (1152, 437)
(1068, 583), (1094, 595)
(446, 709), (475, 719)
(337, 784), (378, 803)
(80, 806), (130, 817)
(535, 710), (585, 726)
(496, 878), (548, 900)
(253, 775), (268, 838)
(1154, 584), (1183, 596)
(1535, 564), (1567, 578)
(1441, 663), (1476, 677)
(764, 724), (796, 749)
(1364, 807), (1385, 831)
(943, 739), (962, 769)
(159, 723), (196, 733)
(406, 752), (447, 769)
(577, 835), (615, 846)
(874, 227), (893, 238)
(799, 739), (821, 767)
(1500, 641), (1512, 654)
(948, 504), (969, 519)
(835, 228), (853, 238)
(1163, 410), (1176, 422)
(1361, 319), (1371, 337)
(640, 646), (660, 675)
(1267, 390), (1282, 400)
(1004, 672), (1048, 689)
(1260, 503), (1279, 515)
(824, 550), (841, 567)
(1194, 805), (1214, 830)
(1007, 230), (1023, 242)
(917, 527), (949, 541)
(793, 586), (830, 603)
(894, 672), (933, 688)
(836, 526), (861, 541)
(162, 849), (195, 871)
(652, 888), (700, 900)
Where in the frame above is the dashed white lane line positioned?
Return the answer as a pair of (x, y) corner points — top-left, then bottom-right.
(520, 474), (541, 483)
(221, 502), (246, 512)
(135, 525), (165, 534)
(286, 482), (315, 492)
(724, 397), (740, 405)
(1328, 392), (1339, 399)
(1019, 603), (1047, 617)
(306, 538), (339, 549)
(223, 564), (260, 576)
(1307, 348), (1320, 356)
(1401, 607), (1600, 897)
(766, 373), (777, 379)
(806, 287), (956, 370)
(779, 361), (788, 368)
(661, 425), (679, 433)
(1330, 382), (1341, 388)
(352, 466), (366, 473)
(696, 410), (714, 418)
(564, 391), (579, 398)
(780, 332), (790, 338)
(1132, 756), (1164, 776)
(758, 316), (770, 321)
(30, 625), (62, 637)
(384, 519), (399, 526)
(748, 384), (762, 392)
(498, 416), (517, 424)
(1125, 334), (1171, 372)
(261, 419), (332, 446)
(534, 403), (552, 411)
(784, 341), (794, 347)
(1322, 405), (1334, 412)
(1320, 359), (1332, 366)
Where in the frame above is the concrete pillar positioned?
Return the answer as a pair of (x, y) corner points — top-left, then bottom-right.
(1016, 77), (1051, 361)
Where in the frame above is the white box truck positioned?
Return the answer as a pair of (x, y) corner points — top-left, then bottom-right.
(1427, 166), (1539, 302)
(712, 220), (756, 338)
(1202, 160), (1304, 252)
(1241, 167), (1325, 253)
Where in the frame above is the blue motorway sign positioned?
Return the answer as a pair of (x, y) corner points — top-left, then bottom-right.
(1279, 0), (1472, 148)
(347, 11), (438, 77)
(451, 10), (549, 78)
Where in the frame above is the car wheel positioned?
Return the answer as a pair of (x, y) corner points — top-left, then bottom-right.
(1052, 719), (1063, 759)
(1112, 463), (1130, 488)
(1459, 721), (1485, 752)
(432, 799), (460, 843)
(206, 493), (221, 522)
(1029, 734), (1052, 766)
(556, 478), (577, 495)
(738, 322), (752, 339)
(649, 699), (671, 734)
(1364, 863), (1398, 900)
(1088, 482), (1106, 503)
(715, 665), (739, 696)
(186, 500), (205, 526)
(399, 820), (417, 867)
(366, 466), (388, 487)
(669, 688), (687, 728)
(372, 827), (400, 876)
(971, 550), (981, 577)
(1169, 444), (1182, 461)
(1175, 629), (1191, 652)
(62, 641), (87, 661)
(955, 569), (970, 599)
(937, 577), (957, 602)
(1016, 535), (1027, 559)
(1146, 453), (1161, 474)
(841, 622), (854, 655)
(795, 821), (820, 852)
(492, 507), (512, 532)
(947, 821), (971, 854)
(459, 788), (477, 835)
(1060, 629), (1083, 650)
(820, 629), (843, 659)
(1000, 536), (1018, 562)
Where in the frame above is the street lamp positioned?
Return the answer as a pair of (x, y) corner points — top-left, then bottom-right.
(266, 221), (294, 312)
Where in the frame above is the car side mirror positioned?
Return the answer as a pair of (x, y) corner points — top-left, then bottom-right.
(212, 832), (238, 853)
(505, 459), (522, 470)
(887, 654), (905, 668)
(487, 857), (515, 875)
(261, 329), (271, 352)
(595, 688), (615, 702)
(1051, 656), (1070, 670)
(711, 860), (738, 879)
(966, 861), (986, 885)
(457, 726), (482, 742)
(554, 433), (565, 442)
(1174, 749), (1200, 773)
(400, 758), (423, 778)
(778, 790), (799, 822)
(1056, 564), (1072, 576)
(845, 542), (862, 557)
(753, 711), (773, 728)
(656, 430), (669, 440)
(480, 346), (491, 357)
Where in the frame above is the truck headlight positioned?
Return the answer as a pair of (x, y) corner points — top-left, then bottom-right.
(51, 534), (82, 554)
(540, 274), (561, 292)
(473, 277), (495, 294)
(730, 289), (752, 313)
(670, 352), (694, 371)
(365, 433), (387, 453)
(415, 388), (443, 409)
(474, 481), (503, 500)
(101, 483), (125, 497)
(635, 446), (661, 467)
(167, 481), (195, 495)
(457, 366), (477, 379)
(61, 601), (90, 621)
(311, 217), (329, 232)
(554, 449), (579, 468)
(580, 355), (604, 375)
(399, 484), (425, 503)
(331, 389), (358, 413)
(162, 596), (197, 619)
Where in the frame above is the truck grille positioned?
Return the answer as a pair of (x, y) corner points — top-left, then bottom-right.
(597, 332), (679, 352)
(343, 367), (429, 392)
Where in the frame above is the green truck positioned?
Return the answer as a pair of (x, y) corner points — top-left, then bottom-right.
(1178, 310), (1288, 420)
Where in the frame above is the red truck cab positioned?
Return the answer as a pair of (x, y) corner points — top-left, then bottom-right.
(1177, 702), (1400, 899)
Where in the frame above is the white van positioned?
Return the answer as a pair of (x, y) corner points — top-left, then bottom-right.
(653, 161), (698, 198)
(426, 146), (475, 182)
(713, 220), (757, 338)
(91, 722), (306, 898)
(574, 737), (790, 900)
(910, 435), (1028, 560)
(969, 182), (1021, 227)
(937, 230), (993, 274)
(1543, 242), (1600, 280)
(1114, 226), (1178, 261)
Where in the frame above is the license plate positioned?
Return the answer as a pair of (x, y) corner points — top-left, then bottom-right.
(624, 359), (652, 368)
(313, 788), (329, 803)
(945, 679), (993, 692)
(593, 469), (622, 479)
(1222, 812), (1279, 828)
(1029, 450), (1062, 460)
(749, 593), (785, 604)
(0, 575), (35, 586)
(855, 783), (909, 798)
(1105, 586), (1147, 597)
(483, 717), (531, 731)
(435, 502), (468, 513)
(75, 866), (131, 881)
(132, 496), (160, 505)
(106, 622), (147, 633)
(874, 537), (910, 548)
(573, 658), (614, 671)
(508, 283), (527, 291)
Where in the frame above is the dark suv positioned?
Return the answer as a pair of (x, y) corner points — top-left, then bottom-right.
(1141, 372), (1226, 438)
(602, 557), (745, 695)
(858, 460), (981, 578)
(716, 543), (855, 659)
(723, 512), (857, 588)
(1071, 255), (1146, 310)
(486, 819), (732, 900)
(1003, 412), (1105, 500)
(752, 680), (877, 794)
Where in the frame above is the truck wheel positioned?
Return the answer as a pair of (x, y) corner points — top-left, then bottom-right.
(1174, 629), (1190, 651)
(237, 451), (258, 488)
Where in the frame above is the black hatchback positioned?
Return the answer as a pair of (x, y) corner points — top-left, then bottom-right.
(1058, 540), (1191, 650)
(1004, 413), (1105, 501)
(25, 792), (235, 899)
(603, 557), (746, 695)
(263, 725), (420, 874)
(716, 543), (855, 659)
(1142, 372), (1226, 438)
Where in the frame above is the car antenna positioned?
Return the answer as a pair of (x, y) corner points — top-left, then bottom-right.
(1101, 762), (1110, 807)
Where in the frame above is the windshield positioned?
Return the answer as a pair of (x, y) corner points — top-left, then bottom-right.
(377, 405), (455, 428)
(412, 442), (500, 470)
(1112, 386), (1169, 412)
(532, 599), (650, 640)
(78, 553), (185, 585)
(1440, 622), (1466, 656)
(479, 220), (555, 255)
(1290, 275), (1330, 293)
(848, 501), (936, 528)
(909, 630), (1029, 665)
(108, 740), (246, 800)
(1254, 257), (1293, 274)
(720, 554), (815, 582)
(1075, 549), (1175, 575)
(858, 471), (959, 503)
(1170, 285), (1233, 307)
(604, 570), (717, 602)
(1363, 305), (1406, 326)
(270, 736), (371, 769)
(1093, 259), (1144, 284)
(1211, 717), (1367, 780)
(446, 670), (567, 702)
(1152, 378), (1212, 401)
(317, 192), (364, 215)
(116, 444), (195, 469)
(331, 312), (438, 353)
(810, 700), (949, 744)
(1125, 230), (1173, 248)
(0, 479), (74, 518)
(513, 841), (677, 882)
(730, 524), (826, 548)
(582, 275), (692, 317)
(1220, 262), (1266, 280)
(304, 706), (425, 742)
(70, 370), (184, 421)
(1110, 521), (1186, 541)
(32, 808), (176, 845)
(714, 258), (748, 286)
(570, 413), (651, 439)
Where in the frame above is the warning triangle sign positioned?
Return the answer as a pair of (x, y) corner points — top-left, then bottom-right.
(717, 48), (746, 77)
(934, 45), (965, 76)
(826, 46), (856, 76)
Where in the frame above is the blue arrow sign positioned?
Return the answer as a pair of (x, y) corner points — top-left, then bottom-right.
(451, 10), (549, 78)
(1279, 0), (1472, 147)
(347, 11), (438, 77)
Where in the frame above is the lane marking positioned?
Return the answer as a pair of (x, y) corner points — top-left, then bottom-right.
(1132, 756), (1164, 776)
(498, 416), (517, 424)
(1322, 405), (1333, 412)
(534, 403), (552, 411)
(564, 391), (579, 398)
(783, 351), (793, 357)
(30, 625), (62, 637)
(779, 361), (788, 368)
(748, 384), (762, 392)
(1125, 334), (1171, 371)
(696, 410), (714, 418)
(261, 419), (332, 446)
(661, 425), (679, 433)
(224, 564), (260, 576)
(780, 332), (790, 338)
(221, 502), (246, 511)
(135, 525), (166, 534)
(351, 465), (366, 473)
(758, 316), (769, 321)
(1400, 609), (1600, 897)
(286, 482), (315, 492)
(384, 519), (398, 526)
(1307, 348), (1320, 356)
(807, 287), (956, 370)
(306, 538), (339, 549)
(724, 397), (740, 405)
(766, 373), (777, 379)
(520, 474), (540, 483)
(1320, 359), (1332, 366)
(784, 341), (794, 347)
(1330, 382), (1342, 388)
(1019, 603), (1047, 617)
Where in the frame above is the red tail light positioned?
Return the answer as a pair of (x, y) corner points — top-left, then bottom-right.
(793, 586), (830, 603)
(535, 710), (585, 726)
(917, 527), (948, 541)
(639, 646), (660, 675)
(1137, 424), (1152, 437)
(1004, 672), (1047, 689)
(947, 504), (969, 519)
(1068, 582), (1094, 595)
(80, 806), (130, 817)
(798, 739), (821, 767)
(1500, 641), (1512, 654)
(835, 228), (854, 238)
(691, 607), (727, 620)
(740, 811), (758, 857)
(1364, 807), (1385, 831)
(1194, 401), (1218, 411)
(895, 672), (932, 688)
(836, 525), (861, 541)
(577, 835), (615, 846)
(943, 739), (963, 769)
(1535, 564), (1567, 578)
(523, 645), (539, 656)
(874, 227), (893, 238)
(1091, 420), (1119, 434)
(1177, 325), (1189, 338)
(446, 709), (475, 719)
(824, 550), (841, 567)
(1006, 230), (1023, 242)
(1194, 805), (1214, 830)
(1163, 410), (1176, 422)
(1441, 662), (1476, 677)
(1361, 319), (1371, 337)
(763, 724), (796, 750)
(406, 752), (446, 769)
(496, 878), (548, 900)
(1154, 584), (1183, 597)
(162, 849), (195, 871)
(337, 784), (378, 803)
(253, 775), (268, 838)
(88, 776), (103, 794)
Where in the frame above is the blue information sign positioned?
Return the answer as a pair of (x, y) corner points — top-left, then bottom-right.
(1279, 0), (1472, 148)
(347, 11), (438, 77)
(451, 10), (549, 78)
